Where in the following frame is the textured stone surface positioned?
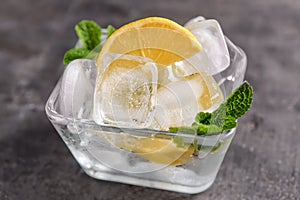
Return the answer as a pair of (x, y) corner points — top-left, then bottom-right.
(1, 0), (300, 199)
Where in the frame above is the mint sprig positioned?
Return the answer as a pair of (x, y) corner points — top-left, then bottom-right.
(169, 81), (253, 155)
(63, 48), (90, 65)
(169, 81), (254, 135)
(63, 20), (116, 65)
(75, 20), (102, 51)
(107, 25), (116, 38)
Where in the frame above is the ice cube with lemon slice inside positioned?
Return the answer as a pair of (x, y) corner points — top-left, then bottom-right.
(91, 17), (226, 166)
(93, 54), (158, 128)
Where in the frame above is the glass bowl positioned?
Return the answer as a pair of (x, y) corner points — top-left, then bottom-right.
(45, 34), (246, 194)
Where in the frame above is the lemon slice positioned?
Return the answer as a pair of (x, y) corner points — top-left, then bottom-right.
(96, 17), (202, 74)
(115, 134), (194, 166)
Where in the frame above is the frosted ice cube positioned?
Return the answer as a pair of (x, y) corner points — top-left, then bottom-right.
(151, 71), (224, 130)
(60, 59), (97, 119)
(94, 54), (158, 128)
(152, 78), (199, 130)
(185, 18), (230, 74)
(185, 16), (206, 26)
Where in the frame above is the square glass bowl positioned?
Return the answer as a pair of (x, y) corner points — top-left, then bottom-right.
(45, 37), (246, 194)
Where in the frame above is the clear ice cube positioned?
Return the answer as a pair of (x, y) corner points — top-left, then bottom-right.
(151, 74), (204, 130)
(59, 59), (97, 119)
(185, 17), (230, 75)
(94, 54), (158, 128)
(151, 70), (224, 130)
(184, 16), (206, 26)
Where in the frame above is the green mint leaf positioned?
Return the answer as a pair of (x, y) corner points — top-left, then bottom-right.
(222, 116), (237, 131)
(172, 136), (185, 148)
(75, 20), (102, 50)
(169, 126), (198, 134)
(169, 81), (253, 136)
(193, 141), (222, 155)
(169, 123), (222, 136)
(225, 81), (253, 119)
(195, 112), (211, 124)
(210, 103), (226, 127)
(168, 127), (179, 133)
(198, 142), (222, 153)
(63, 20), (117, 64)
(107, 25), (116, 38)
(197, 124), (223, 136)
(85, 44), (103, 60)
(63, 48), (90, 65)
(211, 142), (222, 153)
(193, 139), (198, 154)
(200, 81), (253, 131)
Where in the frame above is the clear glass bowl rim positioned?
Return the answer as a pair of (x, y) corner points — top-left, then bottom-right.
(45, 81), (235, 143)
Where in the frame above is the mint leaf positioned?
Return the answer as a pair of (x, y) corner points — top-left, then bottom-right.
(222, 116), (237, 131)
(169, 81), (253, 135)
(107, 25), (116, 38)
(168, 127), (179, 133)
(85, 44), (103, 60)
(172, 136), (186, 148)
(197, 124), (223, 135)
(225, 81), (254, 119)
(63, 48), (90, 65)
(63, 20), (118, 64)
(75, 20), (102, 50)
(197, 142), (222, 153)
(209, 103), (226, 127)
(195, 112), (211, 124)
(203, 81), (253, 133)
(169, 126), (198, 134)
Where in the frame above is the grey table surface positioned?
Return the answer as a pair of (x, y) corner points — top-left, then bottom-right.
(1, 0), (300, 199)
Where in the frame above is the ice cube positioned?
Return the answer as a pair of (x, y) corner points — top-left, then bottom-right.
(152, 78), (199, 130)
(184, 16), (206, 26)
(151, 72), (223, 130)
(60, 59), (97, 119)
(185, 17), (230, 75)
(94, 54), (158, 128)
